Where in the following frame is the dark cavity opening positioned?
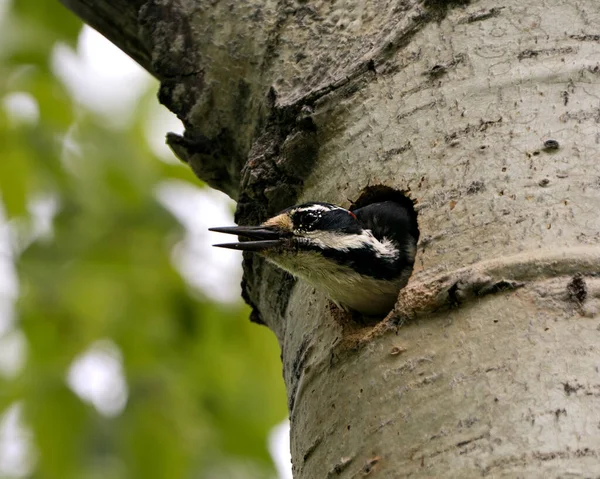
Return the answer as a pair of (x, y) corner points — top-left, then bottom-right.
(349, 185), (419, 244)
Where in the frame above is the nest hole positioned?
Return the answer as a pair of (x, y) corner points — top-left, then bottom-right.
(349, 185), (419, 243)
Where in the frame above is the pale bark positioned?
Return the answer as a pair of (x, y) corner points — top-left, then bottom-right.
(61, 0), (600, 476)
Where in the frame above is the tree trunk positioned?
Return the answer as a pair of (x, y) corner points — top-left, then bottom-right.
(61, 0), (600, 476)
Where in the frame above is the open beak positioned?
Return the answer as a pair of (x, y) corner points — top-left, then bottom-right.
(209, 225), (285, 252)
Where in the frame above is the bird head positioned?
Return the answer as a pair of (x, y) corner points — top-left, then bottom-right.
(210, 201), (417, 315)
(210, 202), (371, 255)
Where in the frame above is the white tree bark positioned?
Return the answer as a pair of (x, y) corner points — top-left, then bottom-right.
(61, 0), (600, 476)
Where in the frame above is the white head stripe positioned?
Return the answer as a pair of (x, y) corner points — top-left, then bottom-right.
(291, 204), (347, 214)
(305, 230), (398, 259)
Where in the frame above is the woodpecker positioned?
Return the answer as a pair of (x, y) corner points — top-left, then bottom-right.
(210, 201), (418, 315)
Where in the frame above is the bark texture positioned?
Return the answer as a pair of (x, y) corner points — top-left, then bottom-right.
(61, 0), (600, 476)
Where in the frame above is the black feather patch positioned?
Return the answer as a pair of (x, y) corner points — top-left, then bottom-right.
(354, 201), (419, 247)
(287, 203), (362, 235)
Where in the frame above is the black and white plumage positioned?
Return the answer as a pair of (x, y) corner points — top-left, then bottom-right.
(210, 201), (418, 315)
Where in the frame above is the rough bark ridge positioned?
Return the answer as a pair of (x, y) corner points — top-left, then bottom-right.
(61, 0), (600, 476)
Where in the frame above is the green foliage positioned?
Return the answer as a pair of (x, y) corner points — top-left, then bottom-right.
(0, 2), (287, 478)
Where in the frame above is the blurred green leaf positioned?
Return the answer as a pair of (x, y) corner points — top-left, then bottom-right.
(2, 6), (81, 72)
(13, 0), (82, 47)
(0, 131), (30, 216)
(27, 384), (88, 479)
